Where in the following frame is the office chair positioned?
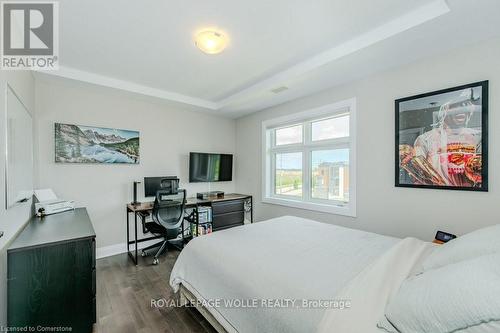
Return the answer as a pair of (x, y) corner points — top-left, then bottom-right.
(141, 189), (186, 265)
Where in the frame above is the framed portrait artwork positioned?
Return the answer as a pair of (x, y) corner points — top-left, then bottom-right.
(395, 81), (488, 191)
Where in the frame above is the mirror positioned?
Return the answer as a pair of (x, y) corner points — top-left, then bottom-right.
(5, 85), (33, 209)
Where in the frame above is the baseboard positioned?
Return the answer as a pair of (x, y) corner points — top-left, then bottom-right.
(96, 239), (162, 259)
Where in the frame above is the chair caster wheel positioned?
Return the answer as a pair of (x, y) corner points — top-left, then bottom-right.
(141, 251), (147, 257)
(152, 258), (159, 265)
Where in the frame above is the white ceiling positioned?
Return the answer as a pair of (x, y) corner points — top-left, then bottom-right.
(37, 0), (500, 117)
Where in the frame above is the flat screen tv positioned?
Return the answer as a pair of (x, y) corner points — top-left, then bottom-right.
(189, 152), (233, 183)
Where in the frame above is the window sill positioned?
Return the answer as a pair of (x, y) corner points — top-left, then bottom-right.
(262, 197), (356, 217)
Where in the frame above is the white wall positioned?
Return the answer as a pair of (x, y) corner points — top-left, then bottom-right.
(35, 78), (236, 250)
(0, 70), (36, 326)
(236, 37), (500, 240)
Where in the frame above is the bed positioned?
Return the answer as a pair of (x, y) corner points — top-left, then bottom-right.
(170, 216), (500, 333)
(169, 216), (399, 333)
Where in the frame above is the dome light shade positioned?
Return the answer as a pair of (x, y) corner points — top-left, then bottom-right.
(195, 30), (228, 54)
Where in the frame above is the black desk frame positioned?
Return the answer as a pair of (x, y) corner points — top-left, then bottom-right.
(127, 208), (162, 265)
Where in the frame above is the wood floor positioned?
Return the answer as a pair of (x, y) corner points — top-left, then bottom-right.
(93, 249), (217, 333)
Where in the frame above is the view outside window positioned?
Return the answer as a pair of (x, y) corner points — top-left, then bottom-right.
(275, 152), (302, 196)
(311, 115), (349, 141)
(265, 105), (353, 213)
(311, 149), (349, 202)
(275, 124), (303, 145)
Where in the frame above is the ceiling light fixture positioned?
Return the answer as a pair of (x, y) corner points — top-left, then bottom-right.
(195, 30), (228, 54)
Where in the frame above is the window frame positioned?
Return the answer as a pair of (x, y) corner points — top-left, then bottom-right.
(261, 98), (357, 217)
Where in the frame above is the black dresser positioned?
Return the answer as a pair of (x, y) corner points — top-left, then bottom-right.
(7, 208), (96, 333)
(211, 198), (246, 231)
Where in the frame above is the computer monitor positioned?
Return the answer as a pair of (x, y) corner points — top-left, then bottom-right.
(144, 177), (179, 197)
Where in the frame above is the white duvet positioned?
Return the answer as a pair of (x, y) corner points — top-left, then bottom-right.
(170, 216), (401, 333)
(318, 237), (434, 333)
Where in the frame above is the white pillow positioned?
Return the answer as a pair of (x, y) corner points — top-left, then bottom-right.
(378, 253), (500, 333)
(421, 224), (500, 272)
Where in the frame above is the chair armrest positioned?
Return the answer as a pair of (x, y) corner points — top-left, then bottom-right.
(138, 211), (150, 233)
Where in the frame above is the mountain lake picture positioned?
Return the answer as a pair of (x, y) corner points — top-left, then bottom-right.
(55, 123), (140, 164)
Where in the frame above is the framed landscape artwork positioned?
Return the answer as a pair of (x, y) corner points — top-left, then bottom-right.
(395, 81), (488, 191)
(55, 123), (140, 164)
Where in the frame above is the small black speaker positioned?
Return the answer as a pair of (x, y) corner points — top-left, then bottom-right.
(132, 181), (141, 206)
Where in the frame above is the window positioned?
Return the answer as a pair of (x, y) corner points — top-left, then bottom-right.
(275, 124), (303, 146)
(311, 115), (349, 141)
(311, 149), (349, 202)
(275, 152), (302, 197)
(262, 99), (356, 217)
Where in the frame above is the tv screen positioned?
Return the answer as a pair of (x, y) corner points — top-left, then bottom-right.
(189, 152), (233, 182)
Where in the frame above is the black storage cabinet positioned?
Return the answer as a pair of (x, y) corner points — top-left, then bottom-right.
(211, 199), (245, 230)
(7, 208), (96, 333)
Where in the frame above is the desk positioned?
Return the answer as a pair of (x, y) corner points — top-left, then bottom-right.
(126, 193), (253, 265)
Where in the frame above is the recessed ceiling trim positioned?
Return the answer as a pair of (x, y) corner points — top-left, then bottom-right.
(217, 0), (450, 109)
(36, 66), (218, 110)
(36, 0), (450, 113)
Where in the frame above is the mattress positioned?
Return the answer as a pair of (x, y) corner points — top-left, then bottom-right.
(170, 216), (399, 333)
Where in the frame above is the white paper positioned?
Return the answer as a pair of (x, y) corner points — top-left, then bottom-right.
(34, 189), (58, 202)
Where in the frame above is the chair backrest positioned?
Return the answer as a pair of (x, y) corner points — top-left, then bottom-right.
(152, 189), (186, 237)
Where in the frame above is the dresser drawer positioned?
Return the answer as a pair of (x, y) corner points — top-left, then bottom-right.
(92, 297), (96, 323)
(212, 200), (244, 215)
(213, 211), (244, 230)
(91, 238), (96, 269)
